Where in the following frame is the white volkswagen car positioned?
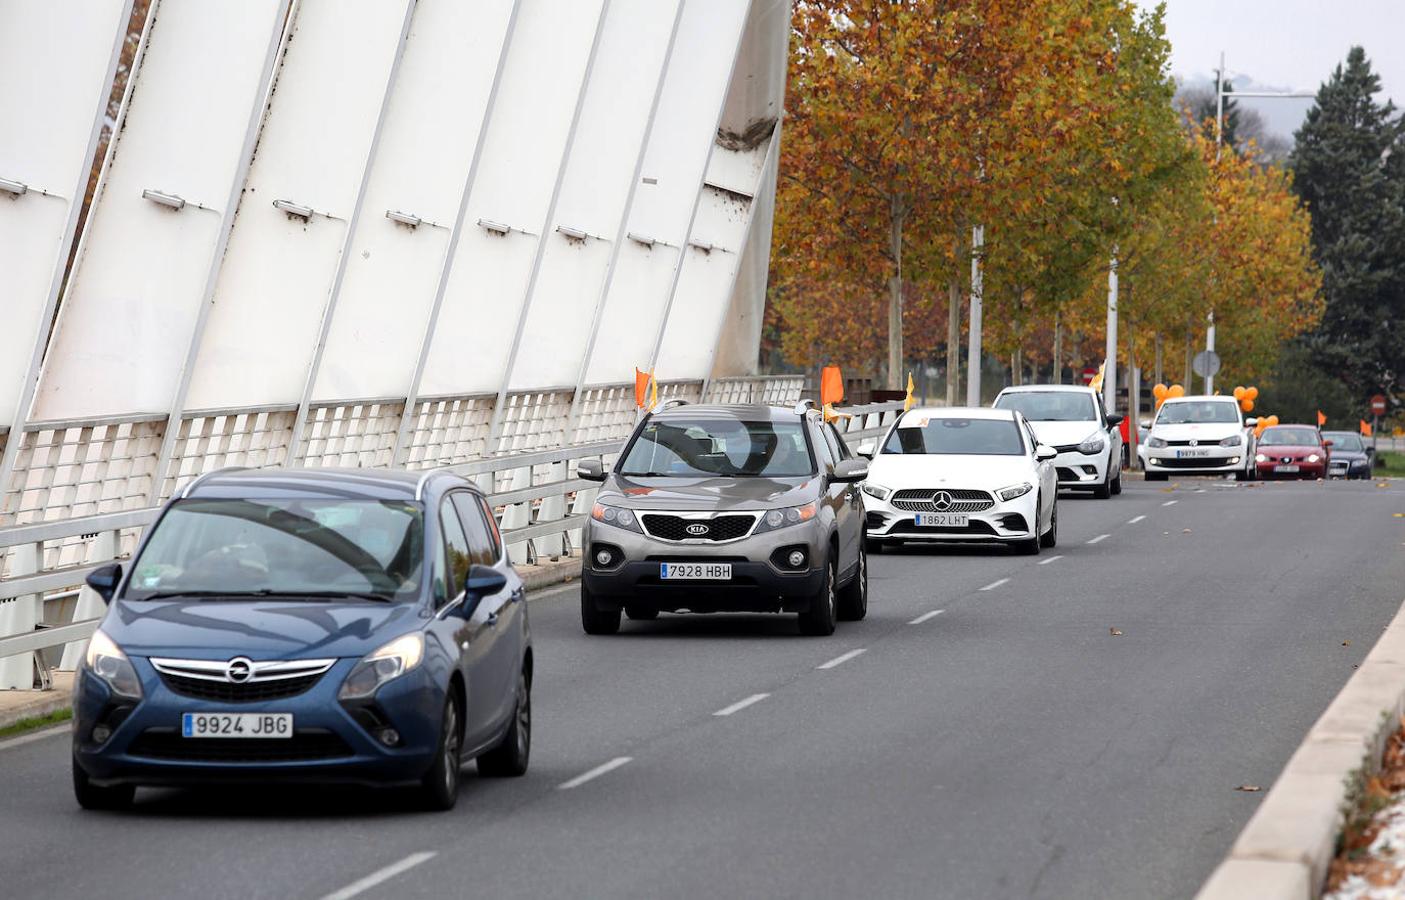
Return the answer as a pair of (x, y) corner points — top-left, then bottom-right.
(1142, 395), (1255, 481)
(992, 384), (1124, 498)
(859, 407), (1058, 555)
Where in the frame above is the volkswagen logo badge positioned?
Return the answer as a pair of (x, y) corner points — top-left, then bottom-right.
(1189, 440), (1198, 447)
(931, 490), (953, 511)
(225, 657), (254, 684)
(685, 523), (710, 537)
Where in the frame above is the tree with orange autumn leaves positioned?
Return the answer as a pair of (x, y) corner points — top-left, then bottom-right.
(770, 0), (1321, 392)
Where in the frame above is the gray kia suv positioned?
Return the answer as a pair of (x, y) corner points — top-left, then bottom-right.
(577, 402), (869, 636)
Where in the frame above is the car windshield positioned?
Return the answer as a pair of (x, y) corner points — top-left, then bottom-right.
(1260, 427), (1320, 446)
(994, 391), (1097, 422)
(1156, 401), (1240, 425)
(125, 498), (424, 601)
(883, 416), (1025, 455)
(1324, 432), (1364, 451)
(617, 418), (814, 477)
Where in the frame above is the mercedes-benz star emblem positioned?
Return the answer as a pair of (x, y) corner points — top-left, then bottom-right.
(931, 491), (953, 511)
(685, 523), (710, 537)
(225, 657), (254, 683)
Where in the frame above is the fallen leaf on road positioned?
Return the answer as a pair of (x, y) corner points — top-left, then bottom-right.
(1379, 482), (1390, 488)
(1235, 785), (1262, 793)
(1109, 627), (1123, 636)
(1344, 640), (1352, 646)
(1163, 531), (1170, 536)
(1182, 528), (1192, 533)
(1396, 513), (1405, 518)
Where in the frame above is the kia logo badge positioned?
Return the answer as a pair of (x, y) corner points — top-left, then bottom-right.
(685, 523), (709, 536)
(225, 657), (254, 683)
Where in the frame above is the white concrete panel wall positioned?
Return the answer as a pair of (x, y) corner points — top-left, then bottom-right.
(418, 0), (606, 398)
(312, 0), (517, 404)
(0, 0), (128, 425)
(32, 0), (286, 422)
(584, 0), (751, 386)
(506, 0), (682, 392)
(184, 0), (410, 411)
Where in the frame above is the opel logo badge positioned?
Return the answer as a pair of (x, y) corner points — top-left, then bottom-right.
(225, 657), (254, 683)
(931, 491), (953, 511)
(685, 523), (710, 536)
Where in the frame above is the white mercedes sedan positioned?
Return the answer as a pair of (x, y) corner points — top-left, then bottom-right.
(858, 407), (1058, 555)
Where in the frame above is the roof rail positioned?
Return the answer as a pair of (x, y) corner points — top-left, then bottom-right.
(656, 398), (689, 412)
(180, 466), (250, 499)
(793, 399), (817, 415)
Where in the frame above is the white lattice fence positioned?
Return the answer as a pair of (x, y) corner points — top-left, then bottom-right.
(297, 401), (404, 470)
(402, 395), (495, 470)
(159, 409), (298, 501)
(704, 375), (805, 405)
(492, 390), (574, 456)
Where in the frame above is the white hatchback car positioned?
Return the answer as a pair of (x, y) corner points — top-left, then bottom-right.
(1142, 395), (1256, 481)
(992, 384), (1124, 498)
(859, 407), (1058, 555)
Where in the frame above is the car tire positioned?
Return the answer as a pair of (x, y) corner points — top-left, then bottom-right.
(865, 537), (885, 555)
(1040, 502), (1058, 548)
(1093, 465), (1112, 499)
(477, 669), (530, 778)
(1235, 467), (1251, 482)
(798, 553), (838, 636)
(72, 757), (135, 811)
(419, 695), (462, 811)
(580, 584), (621, 635)
(837, 543), (868, 622)
(624, 605), (659, 621)
(1146, 472), (1168, 482)
(1110, 463), (1123, 495)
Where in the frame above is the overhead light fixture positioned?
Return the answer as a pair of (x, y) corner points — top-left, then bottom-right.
(273, 199), (313, 219)
(386, 209), (422, 228)
(556, 225), (587, 241)
(142, 188), (185, 210)
(478, 218), (510, 235)
(689, 239), (715, 254)
(627, 232), (656, 248)
(1, 177), (28, 197)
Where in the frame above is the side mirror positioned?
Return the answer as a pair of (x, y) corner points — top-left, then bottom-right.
(1106, 414), (1124, 427)
(85, 563), (123, 603)
(831, 459), (869, 483)
(577, 459), (607, 482)
(1245, 418), (1258, 427)
(1139, 419), (1152, 429)
(1036, 445), (1058, 461)
(461, 564), (508, 618)
(856, 439), (877, 459)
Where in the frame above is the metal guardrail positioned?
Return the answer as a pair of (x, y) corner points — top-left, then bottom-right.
(0, 400), (902, 667)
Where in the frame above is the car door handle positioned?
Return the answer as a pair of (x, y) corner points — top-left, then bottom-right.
(486, 610), (500, 627)
(510, 589), (524, 603)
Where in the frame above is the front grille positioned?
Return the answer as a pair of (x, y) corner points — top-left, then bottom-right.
(1051, 443), (1081, 453)
(158, 671), (325, 703)
(1165, 439), (1224, 447)
(127, 728), (353, 763)
(641, 514), (757, 542)
(889, 519), (999, 536)
(891, 488), (994, 513)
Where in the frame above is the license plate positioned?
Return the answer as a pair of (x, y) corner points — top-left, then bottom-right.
(1278, 465), (1299, 473)
(916, 513), (969, 527)
(659, 562), (732, 580)
(182, 713), (293, 739)
(1175, 449), (1211, 458)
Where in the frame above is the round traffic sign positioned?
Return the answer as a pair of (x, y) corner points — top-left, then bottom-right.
(1192, 350), (1221, 378)
(1372, 394), (1387, 415)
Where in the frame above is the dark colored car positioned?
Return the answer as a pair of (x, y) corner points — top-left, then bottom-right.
(1255, 425), (1329, 479)
(577, 402), (869, 636)
(71, 467), (531, 812)
(1322, 431), (1373, 479)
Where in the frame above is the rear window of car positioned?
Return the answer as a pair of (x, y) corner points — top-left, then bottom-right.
(883, 416), (1025, 456)
(617, 418), (815, 478)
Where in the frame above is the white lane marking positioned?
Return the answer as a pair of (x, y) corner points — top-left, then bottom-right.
(1162, 500), (1178, 507)
(817, 648), (867, 670)
(1038, 555), (1064, 565)
(713, 693), (770, 717)
(909, 609), (945, 625)
(558, 756), (633, 790)
(1087, 534), (1110, 544)
(0, 724), (69, 753)
(1128, 515), (1146, 524)
(321, 852), (437, 900)
(979, 578), (1009, 591)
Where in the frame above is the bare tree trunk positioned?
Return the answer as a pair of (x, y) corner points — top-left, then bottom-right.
(886, 204), (905, 390)
(1052, 310), (1063, 384)
(945, 250), (961, 404)
(1154, 331), (1163, 385)
(1184, 322), (1193, 387)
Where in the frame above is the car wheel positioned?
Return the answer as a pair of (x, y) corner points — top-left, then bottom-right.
(477, 669), (530, 778)
(1146, 472), (1168, 482)
(1015, 497), (1042, 555)
(580, 584), (621, 635)
(1110, 463), (1123, 495)
(72, 757), (135, 811)
(1093, 465), (1112, 499)
(624, 605), (659, 621)
(864, 536), (884, 555)
(1040, 501), (1058, 548)
(420, 695), (462, 811)
(837, 542), (868, 622)
(798, 553), (838, 636)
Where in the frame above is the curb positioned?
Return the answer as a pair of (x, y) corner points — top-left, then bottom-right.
(1196, 599), (1405, 900)
(0, 558), (583, 735)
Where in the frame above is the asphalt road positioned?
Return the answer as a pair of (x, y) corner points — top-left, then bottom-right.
(4, 476), (1405, 899)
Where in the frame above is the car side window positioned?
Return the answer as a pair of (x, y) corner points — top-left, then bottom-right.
(812, 420), (836, 470)
(1024, 421), (1040, 455)
(476, 496), (504, 562)
(823, 423), (849, 461)
(450, 492), (495, 567)
(439, 498), (473, 607)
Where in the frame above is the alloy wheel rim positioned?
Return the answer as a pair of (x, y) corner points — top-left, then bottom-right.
(827, 562), (837, 618)
(443, 703), (459, 795)
(516, 676), (530, 757)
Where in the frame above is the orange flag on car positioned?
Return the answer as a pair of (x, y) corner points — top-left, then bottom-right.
(1361, 419), (1373, 437)
(820, 366), (844, 407)
(635, 368), (657, 410)
(1317, 410), (1327, 426)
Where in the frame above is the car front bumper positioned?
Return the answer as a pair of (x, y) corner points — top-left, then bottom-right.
(1258, 460), (1326, 479)
(1050, 448), (1107, 488)
(862, 492), (1039, 545)
(1144, 448), (1244, 475)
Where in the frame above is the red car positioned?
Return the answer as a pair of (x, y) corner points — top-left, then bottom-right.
(1255, 425), (1330, 479)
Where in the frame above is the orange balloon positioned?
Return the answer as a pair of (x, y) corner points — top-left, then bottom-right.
(1168, 384), (1185, 398)
(1233, 386), (1247, 401)
(1246, 386), (1259, 401)
(1241, 398), (1254, 412)
(1153, 383), (1169, 400)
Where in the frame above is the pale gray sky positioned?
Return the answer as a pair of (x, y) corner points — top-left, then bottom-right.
(1138, 0), (1403, 107)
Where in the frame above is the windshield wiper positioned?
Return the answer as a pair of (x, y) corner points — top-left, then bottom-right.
(131, 589), (396, 603)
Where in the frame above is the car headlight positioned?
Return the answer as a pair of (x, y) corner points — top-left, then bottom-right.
(755, 500), (821, 533)
(1220, 434), (1243, 447)
(1255, 453), (1267, 462)
(861, 483), (892, 502)
(1147, 436), (1167, 448)
(1307, 453), (1320, 463)
(996, 482), (1033, 502)
(1077, 434), (1105, 455)
(339, 633), (424, 700)
(591, 502), (642, 533)
(84, 629), (142, 700)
